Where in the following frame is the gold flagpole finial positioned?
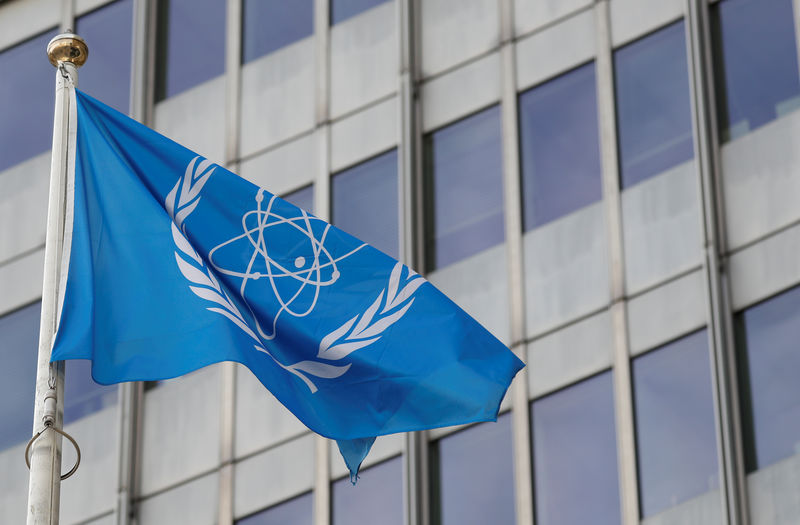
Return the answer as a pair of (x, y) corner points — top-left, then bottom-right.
(46, 31), (88, 68)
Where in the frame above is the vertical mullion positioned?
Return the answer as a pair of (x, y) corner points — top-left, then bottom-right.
(685, 1), (748, 524)
(217, 1), (242, 523)
(114, 0), (149, 520)
(61, 0), (74, 31)
(497, 2), (533, 525)
(397, 1), (426, 525)
(594, 2), (640, 524)
(313, 2), (332, 525)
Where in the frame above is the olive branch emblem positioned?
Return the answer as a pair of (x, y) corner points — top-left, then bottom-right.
(166, 157), (425, 392)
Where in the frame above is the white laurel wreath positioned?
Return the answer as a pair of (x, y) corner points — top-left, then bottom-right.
(166, 156), (425, 393)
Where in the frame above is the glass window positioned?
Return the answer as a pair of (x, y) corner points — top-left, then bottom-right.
(424, 106), (505, 271)
(711, 0), (800, 142)
(736, 286), (800, 472)
(63, 359), (118, 424)
(236, 492), (313, 525)
(632, 330), (719, 517)
(242, 0), (314, 64)
(518, 62), (602, 230)
(332, 456), (403, 525)
(431, 413), (515, 525)
(614, 21), (694, 188)
(331, 0), (391, 25)
(531, 372), (621, 525)
(0, 29), (59, 173)
(0, 303), (40, 450)
(283, 185), (315, 214)
(155, 0), (226, 101)
(0, 301), (117, 448)
(75, 0), (133, 113)
(331, 150), (398, 259)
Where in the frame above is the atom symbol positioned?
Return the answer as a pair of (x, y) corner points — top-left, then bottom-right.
(208, 189), (366, 340)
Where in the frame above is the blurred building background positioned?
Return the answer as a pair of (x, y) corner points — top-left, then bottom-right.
(1, 0), (800, 523)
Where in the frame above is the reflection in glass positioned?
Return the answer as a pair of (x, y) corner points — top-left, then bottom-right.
(331, 0), (391, 25)
(424, 106), (505, 271)
(242, 0), (314, 63)
(0, 30), (58, 173)
(737, 286), (800, 472)
(332, 456), (403, 525)
(711, 0), (800, 142)
(155, 0), (226, 101)
(532, 372), (621, 525)
(75, 0), (133, 113)
(432, 413), (515, 525)
(332, 150), (398, 259)
(519, 62), (602, 230)
(632, 330), (719, 517)
(0, 303), (40, 450)
(614, 21), (694, 188)
(236, 492), (313, 525)
(283, 185), (315, 214)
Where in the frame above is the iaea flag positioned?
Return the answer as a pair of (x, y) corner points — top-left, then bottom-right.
(52, 89), (525, 479)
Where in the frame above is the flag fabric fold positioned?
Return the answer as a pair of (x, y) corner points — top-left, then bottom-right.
(52, 89), (525, 479)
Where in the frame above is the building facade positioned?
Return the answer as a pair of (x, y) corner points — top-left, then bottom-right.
(1, 0), (800, 524)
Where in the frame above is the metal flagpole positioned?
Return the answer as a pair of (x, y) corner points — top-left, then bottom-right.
(26, 31), (88, 525)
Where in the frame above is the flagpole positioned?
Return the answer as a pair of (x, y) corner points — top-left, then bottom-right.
(26, 31), (87, 525)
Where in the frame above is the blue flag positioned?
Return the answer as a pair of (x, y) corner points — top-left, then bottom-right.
(52, 89), (524, 480)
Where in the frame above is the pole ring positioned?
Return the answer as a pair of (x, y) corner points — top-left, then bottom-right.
(24, 425), (82, 480)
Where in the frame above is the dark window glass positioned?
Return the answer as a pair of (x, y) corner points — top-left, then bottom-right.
(614, 21), (694, 188)
(518, 62), (602, 230)
(75, 0), (133, 113)
(711, 0), (800, 142)
(63, 359), (118, 424)
(0, 303), (40, 450)
(332, 150), (398, 259)
(532, 372), (621, 525)
(632, 330), (719, 517)
(0, 29), (58, 173)
(431, 413), (515, 525)
(242, 0), (314, 64)
(284, 185), (315, 214)
(737, 286), (800, 472)
(155, 0), (226, 101)
(332, 456), (403, 525)
(424, 106), (505, 271)
(236, 492), (313, 525)
(331, 0), (391, 25)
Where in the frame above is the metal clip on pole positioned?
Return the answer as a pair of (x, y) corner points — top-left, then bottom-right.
(24, 387), (82, 481)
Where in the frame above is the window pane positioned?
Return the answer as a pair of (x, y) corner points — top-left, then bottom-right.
(283, 185), (315, 214)
(242, 0), (314, 63)
(63, 359), (118, 424)
(532, 372), (621, 525)
(0, 303), (40, 450)
(711, 0), (800, 142)
(737, 286), (800, 471)
(432, 413), (515, 525)
(614, 21), (694, 188)
(424, 106), (505, 271)
(156, 0), (226, 101)
(332, 456), (402, 525)
(331, 0), (391, 25)
(75, 0), (133, 113)
(236, 492), (313, 525)
(519, 62), (602, 230)
(632, 330), (719, 517)
(332, 150), (398, 259)
(0, 29), (58, 173)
